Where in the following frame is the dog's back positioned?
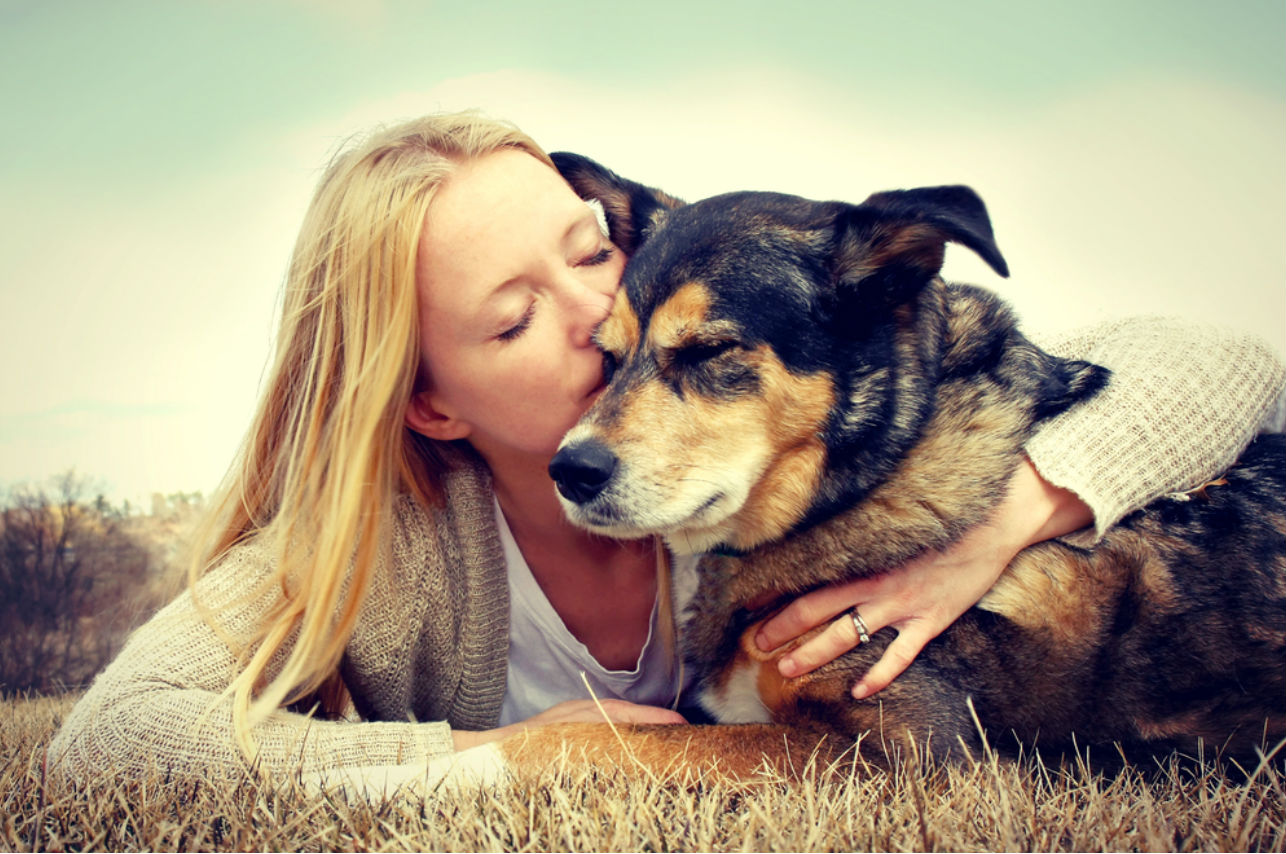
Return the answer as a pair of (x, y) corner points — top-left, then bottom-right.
(979, 432), (1286, 764)
(851, 430), (1286, 767)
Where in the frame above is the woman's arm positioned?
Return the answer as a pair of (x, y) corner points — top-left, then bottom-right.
(46, 543), (457, 783)
(757, 317), (1285, 695)
(1026, 316), (1285, 539)
(47, 533), (686, 783)
(757, 456), (1088, 696)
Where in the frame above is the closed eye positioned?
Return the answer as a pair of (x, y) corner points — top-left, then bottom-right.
(497, 304), (535, 342)
(602, 350), (620, 384)
(577, 246), (615, 267)
(679, 339), (738, 365)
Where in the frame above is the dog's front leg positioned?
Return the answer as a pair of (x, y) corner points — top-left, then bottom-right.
(494, 721), (853, 785)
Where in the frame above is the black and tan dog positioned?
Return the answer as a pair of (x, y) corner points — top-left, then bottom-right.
(494, 154), (1286, 781)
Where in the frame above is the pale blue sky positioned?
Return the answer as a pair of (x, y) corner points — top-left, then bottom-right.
(2, 0), (1283, 504)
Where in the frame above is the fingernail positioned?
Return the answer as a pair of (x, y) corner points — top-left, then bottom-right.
(852, 683), (868, 700)
(754, 630), (769, 650)
(778, 657), (797, 677)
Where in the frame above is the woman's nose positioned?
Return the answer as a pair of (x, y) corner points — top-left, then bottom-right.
(563, 280), (616, 347)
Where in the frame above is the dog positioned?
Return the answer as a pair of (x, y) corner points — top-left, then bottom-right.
(409, 155), (1286, 789)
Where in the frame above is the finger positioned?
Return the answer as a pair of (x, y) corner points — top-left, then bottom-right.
(850, 627), (930, 699)
(777, 605), (882, 677)
(755, 578), (876, 651)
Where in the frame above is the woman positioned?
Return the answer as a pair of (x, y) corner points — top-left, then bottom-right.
(48, 112), (1284, 780)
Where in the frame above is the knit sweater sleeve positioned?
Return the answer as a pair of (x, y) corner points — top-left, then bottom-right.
(46, 537), (457, 784)
(1025, 316), (1285, 539)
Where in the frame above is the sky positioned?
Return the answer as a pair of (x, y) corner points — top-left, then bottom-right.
(1, 0), (1283, 506)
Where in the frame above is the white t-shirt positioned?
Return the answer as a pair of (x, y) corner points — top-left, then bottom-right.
(495, 499), (701, 726)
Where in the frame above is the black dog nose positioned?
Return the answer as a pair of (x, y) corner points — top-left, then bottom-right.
(549, 441), (618, 504)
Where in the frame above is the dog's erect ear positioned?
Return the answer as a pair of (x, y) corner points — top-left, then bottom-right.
(858, 186), (1008, 278)
(832, 185), (1009, 308)
(550, 152), (685, 255)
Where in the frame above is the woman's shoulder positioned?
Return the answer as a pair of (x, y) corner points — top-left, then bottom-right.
(391, 450), (491, 538)
(385, 450), (504, 585)
(350, 451), (507, 691)
(193, 452), (498, 600)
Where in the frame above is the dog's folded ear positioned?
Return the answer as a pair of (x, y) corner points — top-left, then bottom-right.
(832, 185), (1009, 310)
(550, 152), (685, 255)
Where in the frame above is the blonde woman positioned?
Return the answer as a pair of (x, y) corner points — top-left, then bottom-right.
(48, 112), (1284, 781)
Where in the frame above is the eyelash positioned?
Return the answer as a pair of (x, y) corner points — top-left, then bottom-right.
(497, 305), (534, 342)
(578, 246), (615, 267)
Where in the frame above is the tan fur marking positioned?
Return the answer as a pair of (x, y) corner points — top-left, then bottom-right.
(590, 338), (832, 550)
(878, 223), (947, 268)
(754, 660), (789, 716)
(596, 288), (639, 355)
(1184, 477), (1228, 500)
(647, 281), (714, 352)
(1132, 551), (1182, 611)
(852, 376), (1032, 543)
(1133, 708), (1286, 746)
(978, 544), (1104, 653)
(981, 535), (1184, 655)
(1131, 710), (1209, 741)
(725, 348), (834, 549)
(497, 721), (815, 783)
(842, 223), (946, 283)
(742, 619), (823, 716)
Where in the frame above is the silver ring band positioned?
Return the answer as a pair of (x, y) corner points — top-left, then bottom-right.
(849, 607), (871, 644)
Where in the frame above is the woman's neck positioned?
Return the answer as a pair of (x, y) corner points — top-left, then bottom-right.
(487, 450), (594, 553)
(484, 445), (658, 671)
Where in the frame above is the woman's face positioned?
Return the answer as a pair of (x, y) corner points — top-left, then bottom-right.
(408, 149), (626, 469)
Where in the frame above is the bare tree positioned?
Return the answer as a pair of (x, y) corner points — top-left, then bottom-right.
(0, 471), (153, 694)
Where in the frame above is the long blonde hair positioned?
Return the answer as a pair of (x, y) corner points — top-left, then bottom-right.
(188, 112), (552, 760)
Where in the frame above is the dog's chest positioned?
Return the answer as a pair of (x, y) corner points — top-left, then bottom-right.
(699, 655), (774, 723)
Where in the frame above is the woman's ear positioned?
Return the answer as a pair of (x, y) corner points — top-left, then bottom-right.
(404, 390), (472, 441)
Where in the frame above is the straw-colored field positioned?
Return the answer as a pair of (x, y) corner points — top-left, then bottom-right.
(5, 693), (1282, 852)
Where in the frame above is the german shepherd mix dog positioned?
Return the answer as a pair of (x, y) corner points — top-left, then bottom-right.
(434, 155), (1286, 787)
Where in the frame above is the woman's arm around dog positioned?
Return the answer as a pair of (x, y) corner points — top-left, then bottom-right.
(757, 317), (1285, 696)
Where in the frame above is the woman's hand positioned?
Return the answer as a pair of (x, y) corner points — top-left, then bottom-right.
(452, 699), (686, 751)
(754, 457), (1093, 699)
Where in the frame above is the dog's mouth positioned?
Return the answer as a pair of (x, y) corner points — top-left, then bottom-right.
(692, 491), (725, 517)
(559, 489), (738, 555)
(554, 474), (727, 534)
(550, 437), (747, 552)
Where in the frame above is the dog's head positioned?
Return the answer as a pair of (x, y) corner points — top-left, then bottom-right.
(548, 153), (1013, 555)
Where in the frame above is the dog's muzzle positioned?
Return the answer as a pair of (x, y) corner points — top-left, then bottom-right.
(549, 440), (618, 505)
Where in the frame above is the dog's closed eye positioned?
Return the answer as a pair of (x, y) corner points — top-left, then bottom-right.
(678, 340), (739, 365)
(601, 350), (620, 384)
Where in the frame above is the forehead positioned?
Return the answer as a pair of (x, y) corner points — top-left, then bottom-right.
(647, 282), (739, 351)
(631, 194), (827, 292)
(415, 150), (585, 309)
(618, 194), (833, 357)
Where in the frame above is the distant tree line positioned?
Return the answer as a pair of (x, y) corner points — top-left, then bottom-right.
(0, 472), (164, 695)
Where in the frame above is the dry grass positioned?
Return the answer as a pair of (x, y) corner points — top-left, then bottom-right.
(4, 694), (1284, 852)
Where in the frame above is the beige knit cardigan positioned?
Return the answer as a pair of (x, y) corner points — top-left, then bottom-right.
(47, 318), (1286, 782)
